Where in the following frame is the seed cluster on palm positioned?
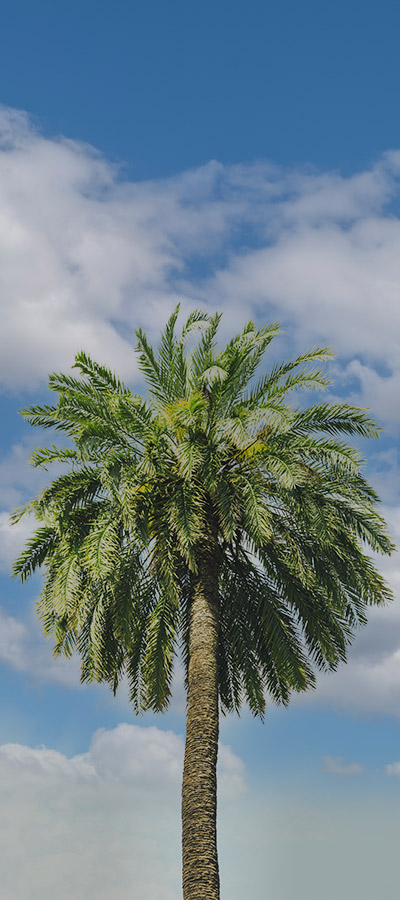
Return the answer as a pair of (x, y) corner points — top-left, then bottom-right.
(13, 308), (394, 900)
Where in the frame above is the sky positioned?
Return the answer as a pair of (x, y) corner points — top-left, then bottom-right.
(1, 1), (400, 898)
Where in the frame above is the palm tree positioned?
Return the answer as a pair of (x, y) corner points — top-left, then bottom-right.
(13, 308), (394, 900)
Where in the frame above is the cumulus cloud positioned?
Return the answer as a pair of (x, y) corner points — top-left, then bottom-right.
(0, 606), (29, 671)
(0, 439), (49, 511)
(308, 647), (400, 718)
(0, 602), (185, 707)
(0, 605), (81, 687)
(3, 722), (391, 900)
(339, 360), (400, 431)
(0, 723), (245, 900)
(0, 596), (190, 704)
(203, 157), (400, 382)
(0, 106), (277, 390)
(208, 217), (400, 366)
(0, 104), (399, 423)
(321, 755), (365, 776)
(0, 510), (35, 572)
(234, 788), (400, 900)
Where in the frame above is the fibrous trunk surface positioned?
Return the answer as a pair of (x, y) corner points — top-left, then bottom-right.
(181, 554), (220, 900)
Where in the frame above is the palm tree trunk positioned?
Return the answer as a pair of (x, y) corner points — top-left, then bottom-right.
(181, 554), (220, 900)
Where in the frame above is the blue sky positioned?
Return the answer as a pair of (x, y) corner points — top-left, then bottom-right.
(1, 2), (400, 898)
(2, 0), (400, 177)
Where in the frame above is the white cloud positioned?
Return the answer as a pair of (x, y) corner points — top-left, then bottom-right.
(0, 600), (191, 707)
(385, 760), (400, 778)
(0, 439), (49, 511)
(0, 104), (399, 424)
(367, 449), (400, 504)
(309, 648), (400, 718)
(231, 787), (400, 900)
(321, 755), (365, 776)
(332, 360), (400, 433)
(0, 605), (81, 688)
(207, 218), (400, 374)
(0, 606), (29, 671)
(218, 742), (246, 799)
(0, 723), (245, 900)
(0, 510), (35, 572)
(0, 717), (396, 900)
(0, 107), (276, 390)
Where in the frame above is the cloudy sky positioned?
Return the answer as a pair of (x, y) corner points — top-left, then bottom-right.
(1, 2), (400, 898)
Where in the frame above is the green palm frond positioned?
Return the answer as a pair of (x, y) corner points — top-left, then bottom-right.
(72, 351), (131, 396)
(12, 307), (394, 715)
(248, 347), (333, 406)
(30, 445), (79, 468)
(81, 515), (121, 578)
(12, 526), (59, 581)
(143, 588), (179, 711)
(187, 312), (222, 389)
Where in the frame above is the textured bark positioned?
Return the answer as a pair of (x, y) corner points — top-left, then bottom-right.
(181, 544), (220, 900)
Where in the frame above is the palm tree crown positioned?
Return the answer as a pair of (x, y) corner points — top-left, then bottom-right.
(13, 308), (393, 716)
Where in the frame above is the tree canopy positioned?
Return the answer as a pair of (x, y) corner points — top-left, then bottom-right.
(12, 308), (394, 718)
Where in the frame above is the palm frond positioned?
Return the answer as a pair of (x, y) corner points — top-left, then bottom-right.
(12, 308), (394, 719)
